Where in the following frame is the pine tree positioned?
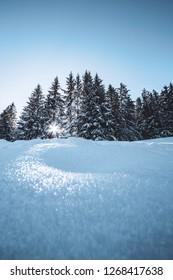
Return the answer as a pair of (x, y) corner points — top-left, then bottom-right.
(78, 72), (109, 140)
(88, 73), (105, 140)
(137, 89), (160, 139)
(138, 89), (150, 139)
(135, 96), (143, 138)
(160, 83), (173, 137)
(148, 90), (162, 138)
(107, 84), (120, 139)
(44, 77), (65, 138)
(73, 74), (82, 136)
(118, 83), (139, 140)
(78, 71), (94, 139)
(17, 84), (45, 140)
(0, 103), (17, 141)
(92, 74), (115, 140)
(101, 88), (115, 140)
(166, 83), (173, 135)
(65, 72), (76, 136)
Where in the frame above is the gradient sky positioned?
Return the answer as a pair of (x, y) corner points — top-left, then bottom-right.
(1, 0), (173, 115)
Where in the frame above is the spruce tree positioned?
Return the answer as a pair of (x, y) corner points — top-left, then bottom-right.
(44, 77), (65, 138)
(107, 84), (120, 139)
(78, 71), (94, 139)
(135, 96), (143, 139)
(0, 103), (17, 141)
(148, 90), (162, 138)
(17, 84), (45, 140)
(73, 74), (82, 136)
(92, 74), (114, 140)
(160, 83), (173, 137)
(138, 89), (159, 139)
(78, 72), (107, 140)
(65, 72), (76, 136)
(166, 83), (173, 135)
(118, 83), (139, 140)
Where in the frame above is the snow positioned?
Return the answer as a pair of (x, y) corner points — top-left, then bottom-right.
(0, 137), (173, 260)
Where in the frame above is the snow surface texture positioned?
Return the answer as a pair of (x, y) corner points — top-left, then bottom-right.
(0, 137), (173, 260)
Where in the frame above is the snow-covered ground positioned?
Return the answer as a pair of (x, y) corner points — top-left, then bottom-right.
(0, 137), (173, 260)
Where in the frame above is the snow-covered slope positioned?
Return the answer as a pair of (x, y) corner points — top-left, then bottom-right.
(0, 137), (173, 260)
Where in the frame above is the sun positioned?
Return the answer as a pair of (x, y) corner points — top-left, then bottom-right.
(47, 122), (59, 136)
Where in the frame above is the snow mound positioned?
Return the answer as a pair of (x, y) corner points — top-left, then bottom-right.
(0, 137), (173, 259)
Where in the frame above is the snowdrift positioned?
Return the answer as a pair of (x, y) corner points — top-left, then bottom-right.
(0, 137), (173, 259)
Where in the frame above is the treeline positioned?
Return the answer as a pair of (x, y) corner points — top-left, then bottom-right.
(0, 71), (173, 141)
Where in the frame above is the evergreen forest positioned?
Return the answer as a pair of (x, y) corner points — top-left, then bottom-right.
(0, 71), (173, 142)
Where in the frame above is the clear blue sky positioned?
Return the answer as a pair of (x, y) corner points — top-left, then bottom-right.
(1, 0), (173, 115)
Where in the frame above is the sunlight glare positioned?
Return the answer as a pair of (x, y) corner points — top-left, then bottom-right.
(49, 123), (58, 135)
(48, 122), (59, 137)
